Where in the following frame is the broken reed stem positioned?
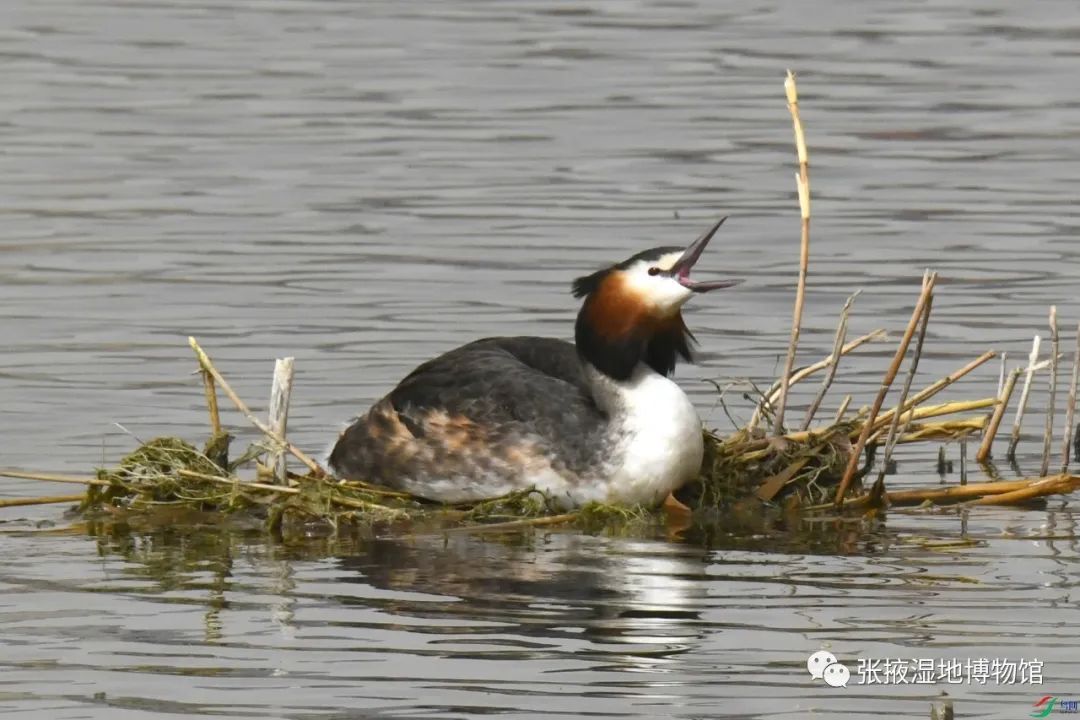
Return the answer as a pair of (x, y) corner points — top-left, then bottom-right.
(968, 474), (1080, 506)
(1062, 322), (1080, 473)
(750, 329), (885, 430)
(872, 350), (997, 435)
(801, 291), (858, 430)
(989, 351), (1008, 443)
(0, 493), (86, 509)
(894, 418), (985, 444)
(440, 513), (579, 535)
(1042, 307), (1059, 477)
(1007, 334), (1042, 460)
(834, 273), (938, 504)
(739, 398), (993, 456)
(818, 475), (1077, 511)
(200, 369), (222, 436)
(997, 351), (1008, 398)
(878, 276), (934, 481)
(834, 394), (853, 424)
(188, 337), (326, 477)
(338, 479), (417, 500)
(176, 469), (300, 496)
(769, 330), (886, 410)
(866, 398), (996, 444)
(773, 69), (811, 436)
(976, 368), (1021, 463)
(331, 495), (410, 515)
(267, 357), (295, 485)
(0, 469), (109, 486)
(898, 398), (996, 424)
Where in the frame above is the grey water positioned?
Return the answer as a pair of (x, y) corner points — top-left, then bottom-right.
(2, 0), (1080, 717)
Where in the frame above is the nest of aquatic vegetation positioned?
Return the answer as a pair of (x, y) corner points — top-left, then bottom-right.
(69, 410), (1078, 542)
(76, 435), (668, 539)
(72, 418), (859, 540)
(685, 424), (859, 509)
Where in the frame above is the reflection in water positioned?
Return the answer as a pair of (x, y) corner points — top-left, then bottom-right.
(89, 521), (713, 662)
(337, 534), (708, 661)
(0, 506), (1077, 718)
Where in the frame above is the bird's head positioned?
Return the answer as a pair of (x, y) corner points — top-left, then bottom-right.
(572, 217), (740, 381)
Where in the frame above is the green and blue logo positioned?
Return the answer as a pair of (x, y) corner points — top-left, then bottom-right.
(1032, 696), (1080, 717)
(1033, 697), (1058, 718)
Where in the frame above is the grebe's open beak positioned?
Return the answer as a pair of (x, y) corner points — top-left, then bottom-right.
(669, 216), (742, 293)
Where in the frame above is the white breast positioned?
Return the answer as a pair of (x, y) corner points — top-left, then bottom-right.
(580, 364), (704, 506)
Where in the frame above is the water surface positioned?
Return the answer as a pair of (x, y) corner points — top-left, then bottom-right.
(2, 0), (1080, 717)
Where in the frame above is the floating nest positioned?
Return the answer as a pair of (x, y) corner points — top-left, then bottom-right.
(55, 390), (1078, 542)
(69, 432), (668, 539)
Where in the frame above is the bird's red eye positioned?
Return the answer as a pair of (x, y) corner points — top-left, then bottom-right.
(648, 267), (661, 276)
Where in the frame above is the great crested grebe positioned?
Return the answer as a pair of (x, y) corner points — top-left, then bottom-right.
(328, 218), (740, 508)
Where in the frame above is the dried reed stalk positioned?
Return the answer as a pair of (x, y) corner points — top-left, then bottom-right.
(895, 418), (985, 444)
(877, 274), (934, 482)
(1007, 335), (1041, 460)
(267, 357), (295, 485)
(834, 394), (852, 424)
(0, 493), (85, 509)
(871, 351), (997, 434)
(834, 274), (938, 504)
(176, 469), (300, 496)
(0, 469), (108, 487)
(441, 513), (579, 535)
(200, 370), (222, 436)
(188, 337), (326, 477)
(987, 352), (1008, 442)
(968, 474), (1080, 506)
(1042, 306), (1059, 476)
(997, 352), (1008, 397)
(882, 398), (995, 426)
(866, 398), (994, 447)
(819, 475), (1076, 511)
(331, 494), (410, 514)
(772, 69), (811, 436)
(738, 398), (993, 456)
(1062, 321), (1080, 472)
(976, 367), (1021, 463)
(750, 329), (885, 430)
(801, 292), (858, 429)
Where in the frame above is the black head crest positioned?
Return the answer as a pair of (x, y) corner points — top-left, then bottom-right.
(571, 268), (608, 299)
(571, 246), (683, 299)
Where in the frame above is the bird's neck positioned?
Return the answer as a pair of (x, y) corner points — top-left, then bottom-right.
(582, 360), (665, 415)
(573, 302), (695, 383)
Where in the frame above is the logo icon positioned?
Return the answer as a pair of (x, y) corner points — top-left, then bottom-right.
(807, 650), (837, 680)
(823, 662), (851, 688)
(807, 650), (849, 689)
(1031, 696), (1056, 718)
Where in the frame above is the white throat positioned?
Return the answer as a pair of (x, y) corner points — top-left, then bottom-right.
(583, 362), (704, 506)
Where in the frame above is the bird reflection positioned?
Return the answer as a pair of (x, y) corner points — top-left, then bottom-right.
(335, 532), (709, 667)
